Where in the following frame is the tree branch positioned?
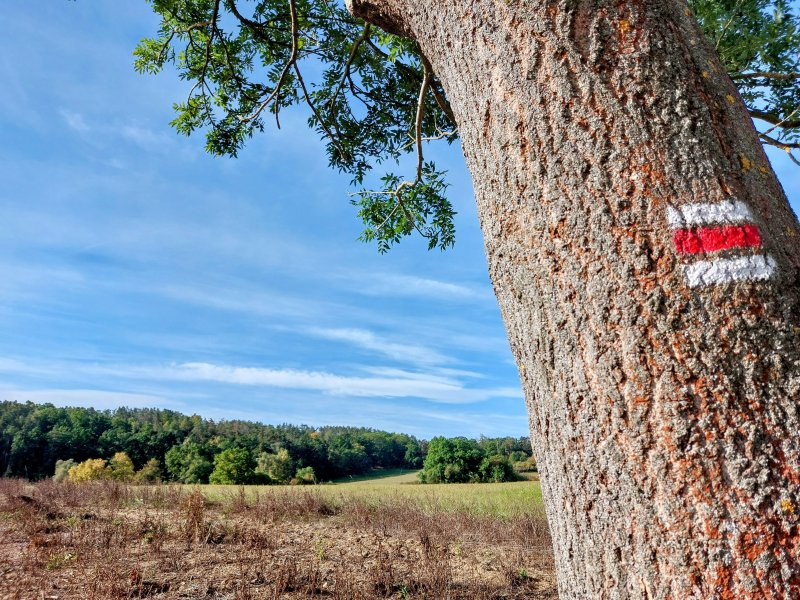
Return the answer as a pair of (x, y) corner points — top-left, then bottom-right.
(420, 53), (456, 127)
(749, 108), (800, 129)
(414, 56), (432, 183)
(237, 0), (300, 125)
(354, 63), (436, 242)
(715, 0), (746, 50)
(733, 71), (800, 81)
(329, 23), (371, 114)
(293, 63), (348, 161)
(759, 132), (800, 166)
(363, 38), (456, 130)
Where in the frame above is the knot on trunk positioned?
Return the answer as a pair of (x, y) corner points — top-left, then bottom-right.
(345, 0), (414, 39)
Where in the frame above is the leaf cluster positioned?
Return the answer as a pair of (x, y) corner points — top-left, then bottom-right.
(134, 0), (457, 250)
(691, 0), (800, 159)
(418, 436), (520, 484)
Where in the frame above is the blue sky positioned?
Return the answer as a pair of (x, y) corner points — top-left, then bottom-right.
(1, 3), (798, 439)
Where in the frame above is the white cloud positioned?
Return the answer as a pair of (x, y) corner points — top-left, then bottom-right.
(119, 124), (174, 152)
(0, 358), (42, 375)
(357, 273), (491, 301)
(58, 108), (91, 133)
(141, 361), (521, 405)
(362, 366), (484, 379)
(306, 327), (450, 366)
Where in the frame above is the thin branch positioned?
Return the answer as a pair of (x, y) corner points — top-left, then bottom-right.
(363, 37), (456, 130)
(177, 19), (214, 34)
(201, 0), (222, 84)
(732, 71), (800, 81)
(190, 0), (221, 126)
(716, 0), (746, 50)
(156, 31), (177, 64)
(353, 63), (436, 243)
(354, 182), (434, 241)
(353, 181), (412, 232)
(420, 53), (456, 126)
(329, 23), (371, 114)
(401, 129), (458, 152)
(237, 0), (300, 124)
(414, 56), (432, 183)
(759, 132), (800, 166)
(759, 131), (800, 150)
(763, 105), (800, 136)
(749, 108), (800, 129)
(293, 63), (348, 160)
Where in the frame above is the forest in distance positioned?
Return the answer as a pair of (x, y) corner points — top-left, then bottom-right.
(0, 400), (536, 485)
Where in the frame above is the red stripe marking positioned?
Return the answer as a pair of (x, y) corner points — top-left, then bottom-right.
(673, 224), (762, 255)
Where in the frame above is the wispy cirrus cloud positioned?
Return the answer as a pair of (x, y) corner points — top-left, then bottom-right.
(56, 106), (180, 155)
(119, 123), (175, 152)
(355, 273), (492, 301)
(59, 108), (90, 133)
(0, 356), (519, 406)
(305, 327), (450, 366)
(135, 361), (521, 405)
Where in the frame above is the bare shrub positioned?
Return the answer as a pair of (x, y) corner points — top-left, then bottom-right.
(180, 486), (205, 544)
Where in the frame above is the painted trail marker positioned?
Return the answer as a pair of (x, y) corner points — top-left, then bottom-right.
(667, 199), (776, 288)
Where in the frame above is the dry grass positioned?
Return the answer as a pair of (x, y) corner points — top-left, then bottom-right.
(0, 478), (556, 599)
(203, 472), (545, 520)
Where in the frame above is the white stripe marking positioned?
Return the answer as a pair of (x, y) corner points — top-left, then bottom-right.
(683, 254), (776, 287)
(667, 200), (753, 228)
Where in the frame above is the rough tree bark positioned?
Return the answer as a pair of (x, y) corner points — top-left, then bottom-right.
(347, 0), (800, 598)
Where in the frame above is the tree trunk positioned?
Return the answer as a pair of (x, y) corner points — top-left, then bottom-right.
(347, 0), (800, 598)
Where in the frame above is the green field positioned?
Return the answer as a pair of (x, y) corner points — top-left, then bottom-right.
(200, 470), (545, 519)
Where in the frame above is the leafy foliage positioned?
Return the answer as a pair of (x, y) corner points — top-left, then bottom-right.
(0, 401), (428, 483)
(68, 458), (111, 482)
(691, 0), (800, 161)
(133, 0), (800, 254)
(209, 446), (256, 484)
(109, 452), (136, 482)
(135, 0), (457, 251)
(256, 447), (294, 483)
(165, 440), (214, 483)
(53, 459), (76, 483)
(418, 437), (519, 484)
(294, 465), (316, 484)
(134, 458), (163, 483)
(0, 401), (531, 484)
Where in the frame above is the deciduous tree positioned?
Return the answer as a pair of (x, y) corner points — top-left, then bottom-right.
(135, 1), (800, 596)
(209, 447), (256, 484)
(109, 451), (136, 482)
(68, 458), (111, 483)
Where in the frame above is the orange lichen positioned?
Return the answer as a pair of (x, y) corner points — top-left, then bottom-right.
(726, 94), (736, 104)
(740, 155), (753, 171)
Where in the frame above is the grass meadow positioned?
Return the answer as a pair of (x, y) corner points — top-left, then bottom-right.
(0, 473), (556, 599)
(203, 471), (545, 519)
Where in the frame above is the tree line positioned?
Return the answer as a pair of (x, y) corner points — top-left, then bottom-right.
(0, 401), (533, 484)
